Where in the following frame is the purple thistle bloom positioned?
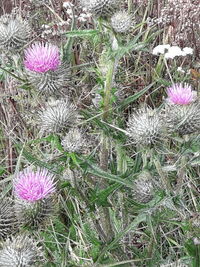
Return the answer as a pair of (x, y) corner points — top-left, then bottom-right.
(167, 83), (197, 105)
(24, 42), (61, 73)
(14, 168), (56, 202)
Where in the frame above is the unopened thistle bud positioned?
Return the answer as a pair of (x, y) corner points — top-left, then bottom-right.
(81, 0), (121, 18)
(160, 261), (189, 267)
(0, 198), (17, 239)
(38, 99), (78, 134)
(132, 171), (156, 203)
(0, 235), (44, 267)
(0, 14), (31, 52)
(111, 11), (132, 33)
(62, 128), (86, 153)
(164, 83), (200, 135)
(127, 107), (163, 146)
(24, 42), (69, 94)
(14, 168), (57, 227)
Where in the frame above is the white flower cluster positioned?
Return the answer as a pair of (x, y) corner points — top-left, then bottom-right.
(152, 44), (193, 59)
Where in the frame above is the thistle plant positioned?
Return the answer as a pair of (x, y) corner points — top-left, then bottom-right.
(1, 0), (200, 266)
(24, 42), (69, 94)
(13, 168), (57, 227)
(0, 235), (44, 267)
(0, 14), (31, 52)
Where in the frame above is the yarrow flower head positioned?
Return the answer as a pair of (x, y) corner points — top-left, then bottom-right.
(152, 44), (194, 59)
(14, 168), (56, 202)
(167, 83), (197, 105)
(24, 42), (61, 73)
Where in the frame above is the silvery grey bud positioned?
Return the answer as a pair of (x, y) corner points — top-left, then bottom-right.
(164, 102), (200, 135)
(0, 14), (31, 52)
(81, 0), (121, 18)
(132, 171), (156, 203)
(38, 99), (78, 134)
(111, 11), (132, 33)
(127, 107), (164, 146)
(0, 235), (44, 267)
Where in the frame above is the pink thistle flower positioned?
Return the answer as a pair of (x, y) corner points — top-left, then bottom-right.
(167, 83), (197, 105)
(14, 168), (56, 202)
(24, 42), (61, 73)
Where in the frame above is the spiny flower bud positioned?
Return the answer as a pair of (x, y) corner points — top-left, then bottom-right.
(81, 0), (121, 18)
(62, 128), (86, 153)
(126, 107), (163, 146)
(132, 171), (156, 203)
(0, 14), (31, 52)
(164, 102), (200, 135)
(14, 168), (57, 227)
(24, 42), (69, 94)
(38, 99), (78, 134)
(0, 235), (44, 266)
(111, 11), (132, 33)
(0, 198), (17, 239)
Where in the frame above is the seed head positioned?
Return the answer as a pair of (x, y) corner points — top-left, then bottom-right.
(0, 14), (31, 51)
(164, 102), (200, 135)
(0, 235), (44, 267)
(132, 171), (156, 203)
(81, 0), (121, 18)
(0, 198), (17, 240)
(111, 11), (132, 33)
(38, 99), (78, 134)
(24, 42), (61, 73)
(167, 83), (197, 105)
(127, 107), (163, 146)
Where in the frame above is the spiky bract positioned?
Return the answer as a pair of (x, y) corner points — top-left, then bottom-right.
(132, 171), (156, 203)
(38, 99), (78, 134)
(26, 64), (68, 94)
(0, 198), (17, 240)
(14, 196), (57, 228)
(127, 107), (163, 146)
(111, 11), (132, 33)
(0, 14), (31, 51)
(0, 235), (43, 267)
(81, 0), (121, 18)
(164, 102), (200, 135)
(62, 128), (86, 153)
